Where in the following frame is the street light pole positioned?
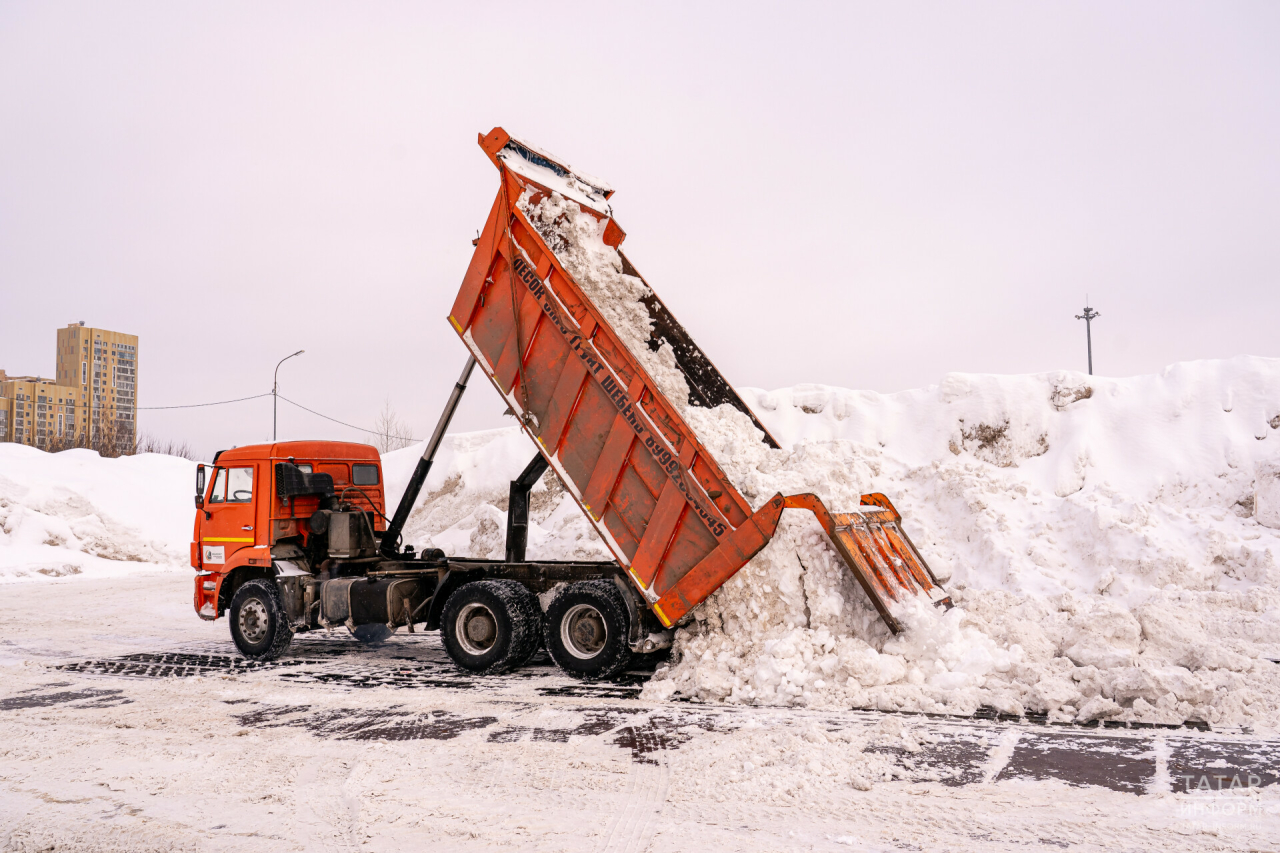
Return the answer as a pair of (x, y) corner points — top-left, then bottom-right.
(273, 350), (305, 441)
(1075, 300), (1100, 375)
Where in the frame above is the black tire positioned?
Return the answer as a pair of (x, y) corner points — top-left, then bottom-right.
(229, 579), (294, 661)
(510, 584), (544, 668)
(349, 623), (394, 645)
(543, 580), (631, 680)
(440, 580), (541, 674)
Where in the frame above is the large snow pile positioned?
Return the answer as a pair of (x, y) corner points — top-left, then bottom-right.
(393, 356), (1280, 730)
(479, 187), (1280, 730)
(654, 362), (1280, 728)
(0, 445), (194, 580)
(397, 358), (1280, 729)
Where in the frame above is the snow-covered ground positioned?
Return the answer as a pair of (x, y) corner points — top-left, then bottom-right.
(3, 572), (1279, 851)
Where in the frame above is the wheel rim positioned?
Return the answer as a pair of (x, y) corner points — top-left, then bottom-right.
(238, 597), (270, 645)
(456, 602), (498, 656)
(561, 603), (607, 660)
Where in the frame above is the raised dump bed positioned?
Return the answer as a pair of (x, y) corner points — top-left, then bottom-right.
(449, 128), (952, 632)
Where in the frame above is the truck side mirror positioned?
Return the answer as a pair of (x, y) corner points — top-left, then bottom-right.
(195, 465), (206, 509)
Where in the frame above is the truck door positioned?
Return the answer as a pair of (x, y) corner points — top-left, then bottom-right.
(200, 465), (258, 567)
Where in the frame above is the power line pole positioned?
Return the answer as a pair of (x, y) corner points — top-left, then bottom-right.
(1075, 299), (1100, 375)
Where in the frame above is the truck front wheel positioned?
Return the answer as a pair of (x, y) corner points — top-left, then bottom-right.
(543, 580), (631, 680)
(229, 579), (294, 661)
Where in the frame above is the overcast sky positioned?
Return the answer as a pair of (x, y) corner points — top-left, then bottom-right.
(2, 1), (1277, 459)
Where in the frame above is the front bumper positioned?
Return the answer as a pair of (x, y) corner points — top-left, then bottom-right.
(193, 571), (221, 621)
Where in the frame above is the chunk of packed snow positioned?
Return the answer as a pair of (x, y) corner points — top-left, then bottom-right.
(518, 189), (695, 416)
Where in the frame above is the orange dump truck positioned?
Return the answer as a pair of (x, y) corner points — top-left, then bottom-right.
(191, 129), (952, 678)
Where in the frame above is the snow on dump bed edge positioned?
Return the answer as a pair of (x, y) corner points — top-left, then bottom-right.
(0, 445), (195, 581)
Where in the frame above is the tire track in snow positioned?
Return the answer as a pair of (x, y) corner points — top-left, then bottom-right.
(293, 758), (361, 853)
(599, 734), (670, 853)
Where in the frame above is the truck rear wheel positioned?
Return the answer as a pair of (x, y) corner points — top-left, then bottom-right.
(440, 580), (541, 674)
(543, 580), (631, 680)
(229, 579), (294, 661)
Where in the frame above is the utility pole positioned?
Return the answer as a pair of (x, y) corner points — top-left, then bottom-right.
(273, 350), (305, 441)
(1075, 299), (1100, 375)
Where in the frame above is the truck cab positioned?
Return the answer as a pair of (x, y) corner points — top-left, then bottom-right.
(191, 440), (387, 624)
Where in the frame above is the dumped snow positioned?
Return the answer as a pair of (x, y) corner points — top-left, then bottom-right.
(0, 444), (193, 581)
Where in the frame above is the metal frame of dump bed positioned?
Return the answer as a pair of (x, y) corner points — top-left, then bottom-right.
(441, 127), (953, 633)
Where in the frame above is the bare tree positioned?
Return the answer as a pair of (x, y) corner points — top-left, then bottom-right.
(43, 420), (198, 461)
(44, 416), (133, 458)
(133, 431), (200, 461)
(372, 399), (415, 453)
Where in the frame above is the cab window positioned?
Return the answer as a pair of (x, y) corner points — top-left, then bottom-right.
(227, 467), (254, 503)
(208, 468), (227, 504)
(295, 463), (313, 474)
(352, 464), (379, 486)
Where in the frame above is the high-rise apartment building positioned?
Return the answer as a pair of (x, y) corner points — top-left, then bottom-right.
(56, 323), (139, 449)
(0, 374), (82, 448)
(0, 323), (138, 451)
